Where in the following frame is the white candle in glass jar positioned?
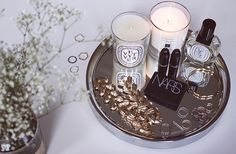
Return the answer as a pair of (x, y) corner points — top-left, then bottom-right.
(112, 13), (150, 42)
(150, 4), (190, 51)
(146, 2), (190, 78)
(111, 12), (151, 68)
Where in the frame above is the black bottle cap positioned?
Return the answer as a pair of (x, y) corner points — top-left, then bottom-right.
(196, 19), (216, 46)
(159, 48), (170, 67)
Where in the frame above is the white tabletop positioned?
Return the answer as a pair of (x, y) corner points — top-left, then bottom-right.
(1, 0), (236, 154)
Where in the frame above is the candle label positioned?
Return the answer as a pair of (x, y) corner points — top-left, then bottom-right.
(161, 37), (176, 50)
(116, 45), (144, 67)
(151, 35), (179, 51)
(116, 71), (141, 86)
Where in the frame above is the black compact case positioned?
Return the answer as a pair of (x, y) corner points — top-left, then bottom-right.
(144, 72), (187, 111)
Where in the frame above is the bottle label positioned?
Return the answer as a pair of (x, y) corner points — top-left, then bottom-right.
(116, 45), (144, 67)
(188, 44), (211, 62)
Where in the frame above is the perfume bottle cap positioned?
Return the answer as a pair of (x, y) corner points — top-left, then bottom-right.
(196, 19), (216, 46)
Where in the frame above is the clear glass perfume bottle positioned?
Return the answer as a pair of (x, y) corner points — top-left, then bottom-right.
(185, 19), (221, 65)
(180, 19), (221, 87)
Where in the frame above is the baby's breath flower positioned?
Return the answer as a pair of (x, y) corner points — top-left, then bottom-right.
(7, 81), (15, 88)
(0, 0), (83, 151)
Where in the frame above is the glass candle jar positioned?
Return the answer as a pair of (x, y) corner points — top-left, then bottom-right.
(111, 12), (151, 68)
(146, 1), (191, 78)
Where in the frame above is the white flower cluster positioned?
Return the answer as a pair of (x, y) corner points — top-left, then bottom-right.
(14, 0), (84, 116)
(0, 45), (37, 151)
(0, 0), (84, 151)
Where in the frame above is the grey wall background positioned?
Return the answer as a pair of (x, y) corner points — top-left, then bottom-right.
(0, 0), (235, 153)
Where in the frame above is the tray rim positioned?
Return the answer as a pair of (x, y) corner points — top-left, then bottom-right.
(86, 37), (231, 148)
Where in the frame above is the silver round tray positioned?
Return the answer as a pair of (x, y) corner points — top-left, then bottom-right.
(86, 38), (230, 148)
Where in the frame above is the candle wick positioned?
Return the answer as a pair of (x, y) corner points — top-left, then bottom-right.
(129, 26), (134, 30)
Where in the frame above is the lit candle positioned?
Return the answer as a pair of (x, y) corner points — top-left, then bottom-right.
(112, 13), (150, 42)
(111, 12), (151, 68)
(151, 6), (190, 50)
(146, 1), (190, 77)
